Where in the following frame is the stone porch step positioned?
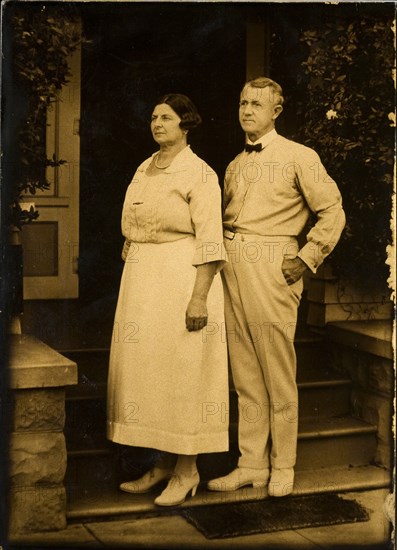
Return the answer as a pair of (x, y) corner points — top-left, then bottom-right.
(230, 378), (352, 421)
(64, 375), (352, 452)
(62, 333), (329, 393)
(328, 320), (393, 360)
(200, 416), (378, 474)
(65, 415), (378, 493)
(63, 333), (378, 516)
(295, 416), (377, 470)
(63, 335), (336, 451)
(66, 464), (390, 521)
(66, 374), (351, 405)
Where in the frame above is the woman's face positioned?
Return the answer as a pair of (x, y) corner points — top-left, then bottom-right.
(151, 103), (185, 146)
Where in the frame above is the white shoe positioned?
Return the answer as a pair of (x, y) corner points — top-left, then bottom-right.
(119, 466), (172, 494)
(154, 471), (200, 506)
(268, 468), (294, 497)
(207, 467), (270, 492)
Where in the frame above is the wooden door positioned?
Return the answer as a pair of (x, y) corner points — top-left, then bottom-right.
(21, 44), (81, 300)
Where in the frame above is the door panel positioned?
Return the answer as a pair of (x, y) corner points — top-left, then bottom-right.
(21, 40), (81, 300)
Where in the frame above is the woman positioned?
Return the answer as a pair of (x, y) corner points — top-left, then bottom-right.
(107, 94), (229, 507)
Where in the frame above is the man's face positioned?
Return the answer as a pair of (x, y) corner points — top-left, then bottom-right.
(239, 85), (283, 142)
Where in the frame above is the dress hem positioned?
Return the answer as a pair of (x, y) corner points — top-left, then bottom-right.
(107, 422), (229, 455)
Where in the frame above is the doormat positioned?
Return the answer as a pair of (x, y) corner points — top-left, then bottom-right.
(180, 493), (370, 539)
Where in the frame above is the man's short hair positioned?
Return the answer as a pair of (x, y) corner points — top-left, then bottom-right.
(243, 77), (284, 106)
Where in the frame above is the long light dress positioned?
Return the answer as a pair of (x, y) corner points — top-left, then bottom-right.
(107, 146), (229, 455)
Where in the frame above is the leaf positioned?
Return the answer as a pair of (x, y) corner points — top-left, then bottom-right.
(295, 14), (394, 284)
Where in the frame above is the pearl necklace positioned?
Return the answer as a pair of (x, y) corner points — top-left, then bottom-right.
(154, 154), (171, 169)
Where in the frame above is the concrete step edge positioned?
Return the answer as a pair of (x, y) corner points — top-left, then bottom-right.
(297, 417), (377, 439)
(65, 464), (390, 520)
(66, 416), (377, 457)
(66, 377), (351, 402)
(57, 331), (324, 364)
(59, 347), (110, 356)
(68, 448), (113, 458)
(298, 379), (351, 389)
(60, 334), (325, 359)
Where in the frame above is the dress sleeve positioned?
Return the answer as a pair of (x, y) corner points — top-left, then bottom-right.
(188, 166), (227, 271)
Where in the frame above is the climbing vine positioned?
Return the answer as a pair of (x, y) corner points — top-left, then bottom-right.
(9, 6), (82, 228)
(297, 13), (395, 289)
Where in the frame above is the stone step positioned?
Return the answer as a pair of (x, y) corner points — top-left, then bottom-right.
(62, 334), (328, 396)
(199, 416), (378, 478)
(298, 379), (351, 419)
(295, 416), (378, 470)
(65, 463), (390, 521)
(65, 415), (377, 493)
(63, 337), (336, 451)
(65, 368), (347, 404)
(229, 378), (351, 422)
(63, 340), (371, 497)
(295, 338), (331, 382)
(64, 373), (352, 453)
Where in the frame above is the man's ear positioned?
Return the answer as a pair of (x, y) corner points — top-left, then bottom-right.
(273, 105), (283, 120)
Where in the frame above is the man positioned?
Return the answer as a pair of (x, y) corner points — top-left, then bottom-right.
(207, 77), (345, 497)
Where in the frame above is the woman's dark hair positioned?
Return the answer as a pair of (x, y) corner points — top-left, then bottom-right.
(156, 93), (202, 130)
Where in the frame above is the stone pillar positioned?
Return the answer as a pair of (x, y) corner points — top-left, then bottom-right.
(8, 334), (77, 534)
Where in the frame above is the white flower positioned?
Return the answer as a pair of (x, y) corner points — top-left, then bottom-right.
(326, 109), (338, 120)
(386, 244), (395, 299)
(387, 112), (396, 127)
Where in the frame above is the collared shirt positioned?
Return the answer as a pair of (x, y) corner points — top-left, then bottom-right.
(246, 128), (278, 149)
(223, 131), (346, 272)
(121, 146), (226, 267)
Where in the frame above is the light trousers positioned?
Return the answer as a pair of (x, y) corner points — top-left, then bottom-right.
(222, 233), (304, 470)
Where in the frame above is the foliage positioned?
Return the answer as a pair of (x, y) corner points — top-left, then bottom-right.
(10, 7), (81, 228)
(297, 14), (395, 290)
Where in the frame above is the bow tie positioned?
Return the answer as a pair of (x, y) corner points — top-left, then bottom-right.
(245, 143), (262, 153)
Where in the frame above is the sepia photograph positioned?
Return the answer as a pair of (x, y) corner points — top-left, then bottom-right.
(0, 1), (395, 548)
